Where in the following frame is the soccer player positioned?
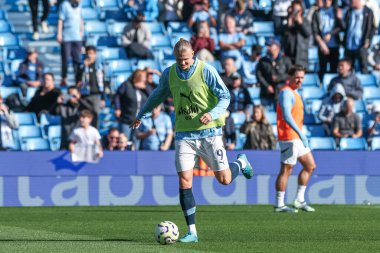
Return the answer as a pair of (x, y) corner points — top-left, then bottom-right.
(275, 65), (316, 213)
(131, 39), (253, 243)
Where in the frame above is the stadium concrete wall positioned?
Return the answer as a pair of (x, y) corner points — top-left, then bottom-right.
(0, 151), (379, 206)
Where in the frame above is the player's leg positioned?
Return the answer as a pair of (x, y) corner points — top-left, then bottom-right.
(293, 151), (317, 212)
(175, 139), (199, 243)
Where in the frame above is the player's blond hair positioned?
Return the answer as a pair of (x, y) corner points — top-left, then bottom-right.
(174, 38), (193, 56)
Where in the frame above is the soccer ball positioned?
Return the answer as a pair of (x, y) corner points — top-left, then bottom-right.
(154, 221), (179, 245)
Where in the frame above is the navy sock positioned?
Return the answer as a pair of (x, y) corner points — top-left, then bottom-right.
(229, 160), (242, 181)
(179, 188), (196, 226)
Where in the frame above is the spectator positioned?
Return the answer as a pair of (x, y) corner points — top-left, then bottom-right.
(243, 45), (263, 86)
(144, 67), (162, 94)
(225, 0), (254, 34)
(135, 104), (173, 151)
(327, 58), (363, 100)
(118, 133), (134, 151)
(57, 0), (84, 86)
(69, 109), (103, 158)
(51, 86), (93, 149)
(256, 38), (292, 110)
(217, 0), (235, 32)
(125, 0), (159, 21)
(121, 13), (153, 59)
(240, 105), (277, 150)
(220, 57), (241, 88)
(273, 0), (292, 36)
(188, 0), (217, 29)
(364, 0), (380, 30)
(369, 43), (380, 81)
(114, 69), (149, 142)
(29, 0), (50, 40)
(26, 73), (61, 116)
(101, 127), (120, 151)
(312, 0), (343, 79)
(227, 72), (252, 119)
(190, 21), (215, 61)
(333, 97), (362, 145)
(219, 15), (246, 70)
(182, 0), (201, 22)
(0, 94), (18, 150)
(76, 46), (105, 128)
(16, 48), (44, 96)
(319, 83), (346, 136)
(342, 0), (375, 74)
(223, 111), (236, 150)
(158, 0), (183, 23)
(282, 0), (311, 68)
(367, 103), (380, 145)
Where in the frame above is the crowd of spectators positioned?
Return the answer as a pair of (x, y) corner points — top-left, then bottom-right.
(2, 0), (380, 152)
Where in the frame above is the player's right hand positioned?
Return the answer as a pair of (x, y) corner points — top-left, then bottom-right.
(130, 119), (142, 129)
(300, 134), (309, 148)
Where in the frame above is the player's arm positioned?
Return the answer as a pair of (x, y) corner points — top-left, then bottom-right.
(279, 89), (308, 147)
(131, 69), (171, 129)
(202, 63), (230, 122)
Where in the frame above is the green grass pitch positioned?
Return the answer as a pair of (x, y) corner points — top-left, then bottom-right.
(0, 205), (379, 253)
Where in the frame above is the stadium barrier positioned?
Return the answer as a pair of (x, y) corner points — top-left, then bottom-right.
(0, 151), (379, 206)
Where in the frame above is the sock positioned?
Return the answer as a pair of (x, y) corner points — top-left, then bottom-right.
(296, 185), (307, 203)
(229, 161), (241, 181)
(179, 188), (197, 235)
(276, 191), (285, 207)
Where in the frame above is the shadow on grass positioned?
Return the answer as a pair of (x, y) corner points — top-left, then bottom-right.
(0, 239), (133, 242)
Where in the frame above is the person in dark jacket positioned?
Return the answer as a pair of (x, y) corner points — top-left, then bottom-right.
(342, 0), (375, 74)
(51, 86), (93, 149)
(223, 111), (236, 150)
(114, 69), (148, 143)
(327, 57), (363, 100)
(312, 0), (344, 79)
(227, 72), (252, 118)
(282, 0), (312, 68)
(256, 38), (293, 110)
(16, 48), (44, 96)
(26, 72), (61, 116)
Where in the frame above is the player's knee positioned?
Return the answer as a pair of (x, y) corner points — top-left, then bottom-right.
(179, 177), (192, 189)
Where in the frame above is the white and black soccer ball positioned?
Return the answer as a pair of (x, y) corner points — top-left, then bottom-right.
(154, 221), (179, 245)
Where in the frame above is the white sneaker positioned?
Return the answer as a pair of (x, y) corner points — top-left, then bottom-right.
(274, 205), (298, 213)
(293, 199), (315, 212)
(41, 21), (48, 33)
(32, 32), (39, 40)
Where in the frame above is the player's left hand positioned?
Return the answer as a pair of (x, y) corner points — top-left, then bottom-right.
(199, 113), (212, 125)
(300, 134), (309, 148)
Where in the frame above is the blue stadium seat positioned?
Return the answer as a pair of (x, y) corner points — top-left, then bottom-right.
(308, 47), (319, 72)
(19, 125), (42, 139)
(171, 32), (192, 46)
(309, 137), (336, 150)
(99, 47), (125, 62)
(363, 87), (380, 103)
(82, 8), (99, 21)
(308, 99), (323, 114)
(102, 9), (128, 21)
(230, 112), (246, 128)
(0, 20), (13, 33)
(0, 33), (19, 47)
(96, 0), (120, 10)
(234, 132), (247, 150)
(303, 73), (320, 87)
(253, 22), (274, 37)
(96, 36), (119, 47)
(135, 59), (160, 71)
(242, 60), (257, 85)
(14, 112), (37, 126)
(105, 59), (133, 77)
(48, 125), (61, 151)
(151, 34), (172, 49)
(0, 86), (22, 99)
(266, 111), (277, 125)
(245, 35), (257, 47)
(145, 22), (166, 34)
(301, 87), (326, 102)
(339, 137), (367, 150)
(356, 73), (377, 87)
(305, 125), (325, 137)
(322, 73), (337, 92)
(207, 60), (223, 73)
(84, 20), (108, 36)
(167, 22), (191, 34)
(371, 136), (380, 150)
(247, 87), (260, 101)
(22, 138), (50, 151)
(111, 71), (133, 92)
(355, 99), (367, 113)
(0, 9), (8, 20)
(81, 0), (93, 8)
(106, 21), (127, 36)
(25, 87), (38, 102)
(160, 59), (176, 72)
(40, 113), (61, 126)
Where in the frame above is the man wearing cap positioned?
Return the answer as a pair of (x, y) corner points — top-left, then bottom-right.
(16, 48), (44, 96)
(256, 38), (292, 110)
(227, 72), (252, 121)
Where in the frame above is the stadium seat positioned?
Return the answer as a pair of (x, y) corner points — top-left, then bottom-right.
(355, 99), (367, 113)
(18, 125), (42, 140)
(0, 9), (8, 20)
(84, 20), (108, 36)
(40, 113), (61, 126)
(234, 132), (247, 150)
(0, 86), (22, 99)
(167, 22), (191, 34)
(266, 111), (277, 125)
(245, 35), (257, 48)
(102, 9), (128, 21)
(322, 73), (337, 92)
(305, 125), (325, 137)
(151, 34), (172, 49)
(0, 20), (13, 33)
(82, 8), (99, 21)
(145, 22), (166, 34)
(357, 73), (377, 87)
(81, 0), (93, 8)
(99, 47), (125, 62)
(105, 59), (133, 77)
(96, 36), (119, 47)
(309, 137), (336, 150)
(171, 32), (192, 46)
(111, 71), (133, 92)
(253, 22), (274, 37)
(160, 59), (176, 72)
(0, 33), (19, 47)
(247, 87), (260, 102)
(207, 60), (223, 73)
(106, 21), (127, 36)
(339, 137), (367, 150)
(96, 0), (120, 10)
(14, 112), (37, 126)
(308, 47), (319, 72)
(135, 59), (160, 71)
(371, 136), (380, 150)
(303, 73), (320, 87)
(48, 125), (61, 151)
(25, 87), (38, 103)
(22, 138), (50, 151)
(230, 112), (246, 128)
(363, 87), (380, 103)
(309, 99), (323, 114)
(301, 87), (326, 102)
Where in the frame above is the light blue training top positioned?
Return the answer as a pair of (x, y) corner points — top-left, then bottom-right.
(136, 58), (230, 140)
(59, 1), (82, 42)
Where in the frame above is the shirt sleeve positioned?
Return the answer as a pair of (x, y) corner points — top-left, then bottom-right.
(202, 63), (231, 120)
(137, 68), (172, 120)
(59, 2), (67, 20)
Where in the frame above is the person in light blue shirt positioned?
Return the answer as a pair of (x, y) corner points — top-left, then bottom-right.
(136, 104), (173, 151)
(57, 0), (84, 86)
(130, 39), (253, 243)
